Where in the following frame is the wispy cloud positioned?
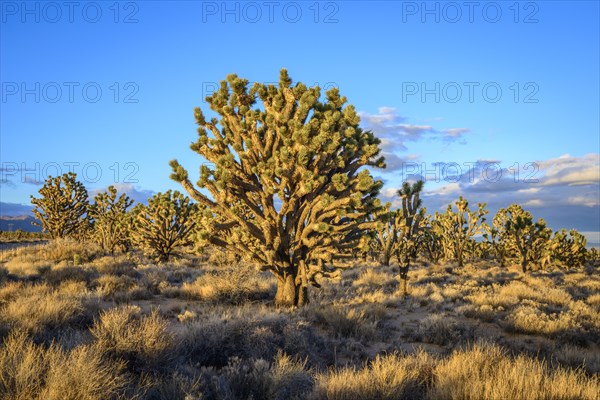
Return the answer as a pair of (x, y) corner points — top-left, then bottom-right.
(89, 183), (155, 205)
(359, 107), (472, 155)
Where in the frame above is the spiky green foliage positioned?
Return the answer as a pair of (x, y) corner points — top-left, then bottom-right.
(549, 229), (588, 268)
(89, 186), (134, 254)
(170, 69), (384, 306)
(395, 181), (425, 295)
(501, 204), (552, 273)
(30, 173), (91, 240)
(432, 197), (488, 268)
(131, 190), (197, 263)
(356, 230), (378, 262)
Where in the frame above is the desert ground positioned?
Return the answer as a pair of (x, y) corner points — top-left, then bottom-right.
(0, 238), (598, 400)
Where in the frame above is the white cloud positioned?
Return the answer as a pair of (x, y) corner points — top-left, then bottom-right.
(538, 153), (600, 186)
(568, 196), (599, 207)
(89, 183), (155, 205)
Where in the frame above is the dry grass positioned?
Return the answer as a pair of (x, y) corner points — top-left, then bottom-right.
(311, 304), (384, 341)
(181, 266), (275, 304)
(313, 351), (435, 400)
(0, 242), (599, 398)
(0, 330), (128, 400)
(430, 342), (600, 400)
(0, 282), (95, 334)
(90, 306), (173, 371)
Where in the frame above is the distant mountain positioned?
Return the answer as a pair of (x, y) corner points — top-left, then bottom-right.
(0, 215), (42, 232)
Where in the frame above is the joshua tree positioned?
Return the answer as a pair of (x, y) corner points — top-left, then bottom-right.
(374, 204), (400, 266)
(89, 186), (134, 254)
(132, 190), (197, 262)
(395, 180), (425, 295)
(501, 204), (551, 273)
(548, 229), (588, 269)
(170, 69), (385, 306)
(420, 215), (444, 264)
(433, 197), (487, 268)
(483, 208), (516, 268)
(31, 172), (91, 239)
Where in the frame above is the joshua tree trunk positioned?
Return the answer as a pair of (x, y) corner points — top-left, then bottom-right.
(456, 248), (464, 268)
(382, 253), (391, 266)
(399, 257), (411, 296)
(274, 261), (309, 307)
(275, 272), (297, 307)
(521, 258), (528, 273)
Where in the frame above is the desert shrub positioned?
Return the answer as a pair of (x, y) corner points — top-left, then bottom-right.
(177, 307), (333, 369)
(90, 306), (173, 372)
(312, 351), (434, 400)
(43, 264), (96, 286)
(413, 314), (473, 346)
(42, 238), (101, 264)
(311, 305), (380, 341)
(3, 245), (52, 276)
(429, 342), (600, 400)
(0, 330), (128, 400)
(181, 352), (313, 400)
(352, 268), (397, 290)
(0, 282), (93, 335)
(91, 255), (138, 277)
(553, 344), (600, 374)
(181, 267), (275, 304)
(93, 274), (137, 299)
(178, 311), (287, 367)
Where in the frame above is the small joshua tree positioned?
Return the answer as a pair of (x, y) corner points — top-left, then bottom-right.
(420, 215), (444, 264)
(170, 69), (384, 306)
(483, 208), (516, 268)
(433, 197), (487, 268)
(31, 172), (91, 239)
(502, 204), (551, 273)
(395, 180), (425, 296)
(89, 186), (134, 254)
(374, 204), (400, 266)
(132, 190), (197, 262)
(549, 229), (588, 268)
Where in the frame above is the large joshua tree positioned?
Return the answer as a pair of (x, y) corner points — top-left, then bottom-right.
(170, 69), (385, 306)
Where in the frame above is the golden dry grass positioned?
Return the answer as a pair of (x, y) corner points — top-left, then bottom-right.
(0, 242), (598, 398)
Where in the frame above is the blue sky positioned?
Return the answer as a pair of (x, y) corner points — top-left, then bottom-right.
(1, 1), (599, 242)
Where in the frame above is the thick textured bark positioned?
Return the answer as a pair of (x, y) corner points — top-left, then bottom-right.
(399, 257), (411, 296)
(275, 273), (297, 307)
(274, 265), (309, 307)
(457, 250), (464, 268)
